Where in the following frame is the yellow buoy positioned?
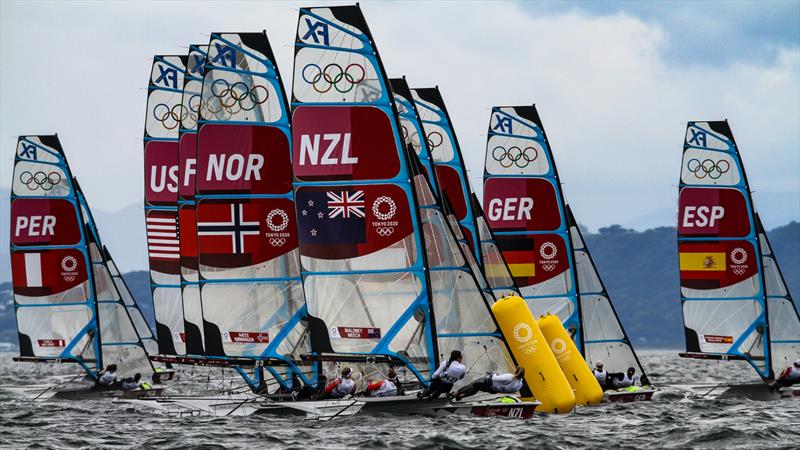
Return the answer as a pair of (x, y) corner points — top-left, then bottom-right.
(491, 296), (575, 414)
(537, 314), (603, 406)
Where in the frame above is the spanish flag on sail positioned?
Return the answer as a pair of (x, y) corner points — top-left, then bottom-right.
(679, 243), (727, 280)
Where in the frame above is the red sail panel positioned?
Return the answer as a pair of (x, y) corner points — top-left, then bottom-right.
(11, 249), (88, 296)
(197, 198), (298, 269)
(679, 240), (758, 289)
(196, 124), (291, 195)
(483, 177), (561, 231)
(678, 187), (750, 237)
(434, 165), (467, 221)
(295, 184), (413, 260)
(178, 133), (198, 200)
(144, 141), (179, 206)
(10, 198), (81, 246)
(292, 106), (401, 181)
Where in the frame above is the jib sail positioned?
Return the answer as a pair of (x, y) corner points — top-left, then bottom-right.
(194, 32), (309, 383)
(177, 44), (208, 356)
(567, 206), (647, 379)
(292, 5), (438, 380)
(144, 53), (187, 356)
(677, 120), (800, 379)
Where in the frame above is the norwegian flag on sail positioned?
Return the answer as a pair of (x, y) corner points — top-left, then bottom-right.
(196, 198), (297, 270)
(146, 210), (181, 275)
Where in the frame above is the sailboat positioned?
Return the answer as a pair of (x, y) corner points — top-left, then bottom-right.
(8, 135), (160, 399)
(676, 120), (800, 400)
(482, 105), (654, 401)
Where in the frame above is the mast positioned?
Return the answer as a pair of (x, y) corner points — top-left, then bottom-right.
(10, 135), (100, 377)
(676, 120), (771, 379)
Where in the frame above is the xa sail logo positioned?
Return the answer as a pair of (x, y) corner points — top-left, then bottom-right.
(493, 114), (512, 133)
(688, 128), (707, 147)
(302, 18), (330, 46)
(155, 64), (178, 89)
(211, 42), (236, 68)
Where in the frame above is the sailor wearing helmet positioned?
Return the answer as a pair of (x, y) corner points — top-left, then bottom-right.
(769, 359), (800, 390)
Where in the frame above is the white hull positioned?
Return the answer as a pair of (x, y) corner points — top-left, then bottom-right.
(672, 382), (800, 401)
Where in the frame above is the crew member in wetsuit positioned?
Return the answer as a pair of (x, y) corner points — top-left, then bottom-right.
(769, 359), (800, 390)
(121, 373), (143, 391)
(364, 369), (398, 398)
(453, 367), (526, 401)
(96, 364), (118, 390)
(611, 367), (640, 389)
(320, 367), (355, 399)
(418, 350), (465, 400)
(592, 361), (609, 390)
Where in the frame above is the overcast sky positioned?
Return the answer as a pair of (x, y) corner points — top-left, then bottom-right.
(1, 0), (798, 231)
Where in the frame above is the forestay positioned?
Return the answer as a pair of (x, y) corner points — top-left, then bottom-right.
(143, 53), (188, 356)
(482, 106), (582, 349)
(292, 5), (437, 381)
(677, 120), (799, 379)
(195, 32), (309, 383)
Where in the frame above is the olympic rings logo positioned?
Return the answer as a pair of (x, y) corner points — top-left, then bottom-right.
(492, 146), (538, 168)
(687, 158), (730, 180)
(19, 171), (62, 191)
(206, 79), (269, 115)
(426, 131), (443, 150)
(268, 237), (287, 247)
(376, 226), (395, 237)
(153, 102), (182, 130)
(513, 323), (533, 343)
(301, 63), (365, 94)
(266, 209), (289, 232)
(372, 196), (397, 221)
(540, 242), (557, 260)
(730, 247), (747, 265)
(61, 256), (78, 272)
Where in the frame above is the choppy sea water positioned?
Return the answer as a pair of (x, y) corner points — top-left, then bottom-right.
(1, 351), (798, 449)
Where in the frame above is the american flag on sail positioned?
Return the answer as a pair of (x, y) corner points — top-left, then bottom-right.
(146, 211), (180, 260)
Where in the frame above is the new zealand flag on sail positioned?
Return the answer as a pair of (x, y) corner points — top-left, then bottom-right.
(295, 184), (413, 260)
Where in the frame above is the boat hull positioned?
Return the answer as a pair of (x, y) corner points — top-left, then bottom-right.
(604, 388), (657, 403)
(674, 383), (800, 401)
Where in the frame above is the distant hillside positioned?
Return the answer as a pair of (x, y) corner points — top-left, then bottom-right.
(1, 223), (798, 349)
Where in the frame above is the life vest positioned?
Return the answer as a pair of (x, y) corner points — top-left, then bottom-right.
(780, 366), (800, 382)
(326, 377), (355, 398)
(140, 383), (152, 390)
(367, 380), (397, 397)
(613, 373), (638, 388)
(491, 373), (524, 393)
(98, 371), (116, 385)
(434, 360), (466, 385)
(593, 369), (608, 383)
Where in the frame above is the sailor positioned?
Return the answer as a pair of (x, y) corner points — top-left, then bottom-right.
(387, 368), (405, 396)
(321, 367), (356, 399)
(96, 364), (118, 389)
(592, 361), (609, 390)
(364, 369), (399, 397)
(418, 350), (466, 400)
(453, 367), (526, 401)
(611, 367), (640, 389)
(769, 359), (800, 390)
(121, 373), (143, 391)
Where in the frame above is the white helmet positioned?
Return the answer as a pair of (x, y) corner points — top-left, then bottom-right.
(794, 359), (800, 368)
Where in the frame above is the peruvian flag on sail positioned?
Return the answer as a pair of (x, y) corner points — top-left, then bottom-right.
(11, 249), (88, 296)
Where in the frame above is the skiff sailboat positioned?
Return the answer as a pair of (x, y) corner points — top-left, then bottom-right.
(675, 120), (800, 400)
